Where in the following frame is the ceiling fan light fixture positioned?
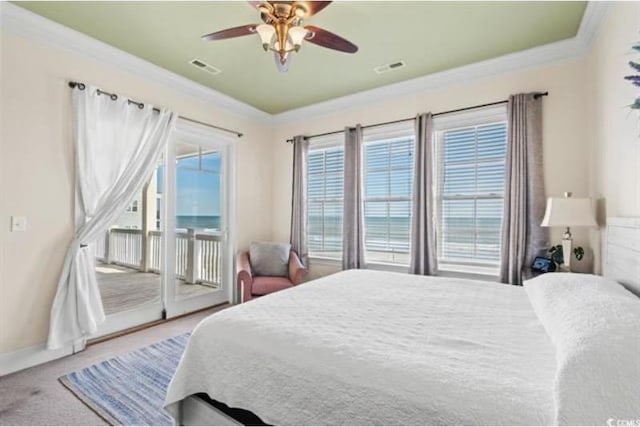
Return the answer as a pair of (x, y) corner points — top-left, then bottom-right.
(274, 40), (293, 53)
(257, 3), (272, 14)
(293, 5), (307, 18)
(256, 24), (275, 51)
(274, 39), (293, 64)
(288, 26), (308, 51)
(201, 1), (358, 72)
(274, 51), (292, 72)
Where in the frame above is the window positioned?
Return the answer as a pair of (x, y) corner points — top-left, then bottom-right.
(157, 148), (222, 231)
(307, 135), (344, 259)
(175, 149), (222, 231)
(434, 107), (508, 274)
(125, 200), (138, 212)
(363, 123), (415, 265)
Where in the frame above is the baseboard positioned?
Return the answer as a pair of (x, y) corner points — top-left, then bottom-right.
(0, 303), (230, 376)
(0, 343), (74, 376)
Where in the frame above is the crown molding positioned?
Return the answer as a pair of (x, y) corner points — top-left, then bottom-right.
(575, 1), (610, 54)
(271, 1), (610, 125)
(0, 2), (273, 124)
(0, 1), (609, 127)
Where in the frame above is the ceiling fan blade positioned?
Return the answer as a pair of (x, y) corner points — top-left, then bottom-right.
(304, 25), (358, 54)
(296, 1), (332, 16)
(201, 24), (257, 42)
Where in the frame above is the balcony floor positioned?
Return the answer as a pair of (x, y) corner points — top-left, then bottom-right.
(96, 263), (216, 315)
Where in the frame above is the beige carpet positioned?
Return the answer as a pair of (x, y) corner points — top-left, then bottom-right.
(0, 306), (227, 426)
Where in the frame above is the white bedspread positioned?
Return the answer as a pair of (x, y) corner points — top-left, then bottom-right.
(525, 273), (640, 426)
(165, 270), (557, 425)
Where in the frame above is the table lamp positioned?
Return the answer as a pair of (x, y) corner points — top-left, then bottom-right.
(540, 192), (597, 271)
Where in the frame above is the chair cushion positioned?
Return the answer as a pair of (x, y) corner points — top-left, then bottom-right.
(251, 276), (294, 296)
(249, 241), (291, 277)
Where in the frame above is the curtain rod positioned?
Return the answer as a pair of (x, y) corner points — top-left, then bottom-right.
(68, 81), (243, 138)
(285, 92), (549, 143)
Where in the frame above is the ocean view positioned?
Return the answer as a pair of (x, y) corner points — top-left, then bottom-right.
(173, 214), (500, 264)
(176, 215), (220, 230)
(309, 215), (502, 264)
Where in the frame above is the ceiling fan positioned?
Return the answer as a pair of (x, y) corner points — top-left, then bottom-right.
(201, 1), (358, 72)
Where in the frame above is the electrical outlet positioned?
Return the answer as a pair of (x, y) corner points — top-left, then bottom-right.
(11, 216), (27, 232)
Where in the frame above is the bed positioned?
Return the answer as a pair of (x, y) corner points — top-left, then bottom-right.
(164, 218), (640, 425)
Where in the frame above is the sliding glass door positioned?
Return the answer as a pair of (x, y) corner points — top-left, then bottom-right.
(91, 158), (166, 338)
(90, 121), (234, 339)
(162, 124), (234, 317)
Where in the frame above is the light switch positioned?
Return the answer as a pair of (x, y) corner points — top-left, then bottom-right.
(11, 216), (27, 232)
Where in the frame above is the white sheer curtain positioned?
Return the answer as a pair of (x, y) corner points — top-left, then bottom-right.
(47, 85), (176, 350)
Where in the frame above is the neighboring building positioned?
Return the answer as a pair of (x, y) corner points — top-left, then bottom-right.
(114, 197), (142, 229)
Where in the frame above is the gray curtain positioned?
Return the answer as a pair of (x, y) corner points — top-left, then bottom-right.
(409, 113), (438, 275)
(500, 93), (549, 285)
(290, 135), (309, 266)
(342, 125), (366, 270)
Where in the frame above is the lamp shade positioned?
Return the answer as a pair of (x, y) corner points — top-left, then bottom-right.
(288, 26), (308, 48)
(540, 197), (597, 227)
(256, 24), (275, 49)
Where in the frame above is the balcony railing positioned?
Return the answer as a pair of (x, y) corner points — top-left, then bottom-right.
(96, 228), (222, 286)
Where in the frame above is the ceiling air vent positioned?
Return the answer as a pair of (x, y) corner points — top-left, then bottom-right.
(374, 60), (406, 75)
(189, 59), (221, 76)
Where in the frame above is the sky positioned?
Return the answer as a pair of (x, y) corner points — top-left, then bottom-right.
(157, 152), (221, 217)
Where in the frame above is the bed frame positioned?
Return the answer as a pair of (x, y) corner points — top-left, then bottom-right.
(604, 217), (640, 296)
(179, 395), (243, 426)
(175, 217), (640, 426)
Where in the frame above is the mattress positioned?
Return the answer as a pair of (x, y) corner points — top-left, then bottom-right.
(165, 269), (557, 425)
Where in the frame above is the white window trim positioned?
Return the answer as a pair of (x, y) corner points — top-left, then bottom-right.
(437, 267), (500, 282)
(363, 121), (414, 142)
(432, 105), (507, 131)
(308, 256), (341, 265)
(307, 135), (344, 260)
(366, 260), (410, 274)
(308, 255), (410, 275)
(362, 124), (415, 266)
(433, 105), (508, 275)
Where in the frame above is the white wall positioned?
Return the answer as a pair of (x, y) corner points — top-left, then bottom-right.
(270, 58), (593, 279)
(0, 31), (274, 354)
(586, 2), (640, 273)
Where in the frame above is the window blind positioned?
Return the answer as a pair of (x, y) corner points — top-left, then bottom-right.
(307, 136), (344, 259)
(435, 119), (507, 270)
(363, 123), (415, 265)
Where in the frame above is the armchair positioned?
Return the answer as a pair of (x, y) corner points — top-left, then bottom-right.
(237, 250), (307, 303)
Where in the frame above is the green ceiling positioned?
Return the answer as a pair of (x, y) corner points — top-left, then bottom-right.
(14, 1), (586, 114)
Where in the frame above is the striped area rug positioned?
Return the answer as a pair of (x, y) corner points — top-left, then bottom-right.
(59, 333), (189, 426)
